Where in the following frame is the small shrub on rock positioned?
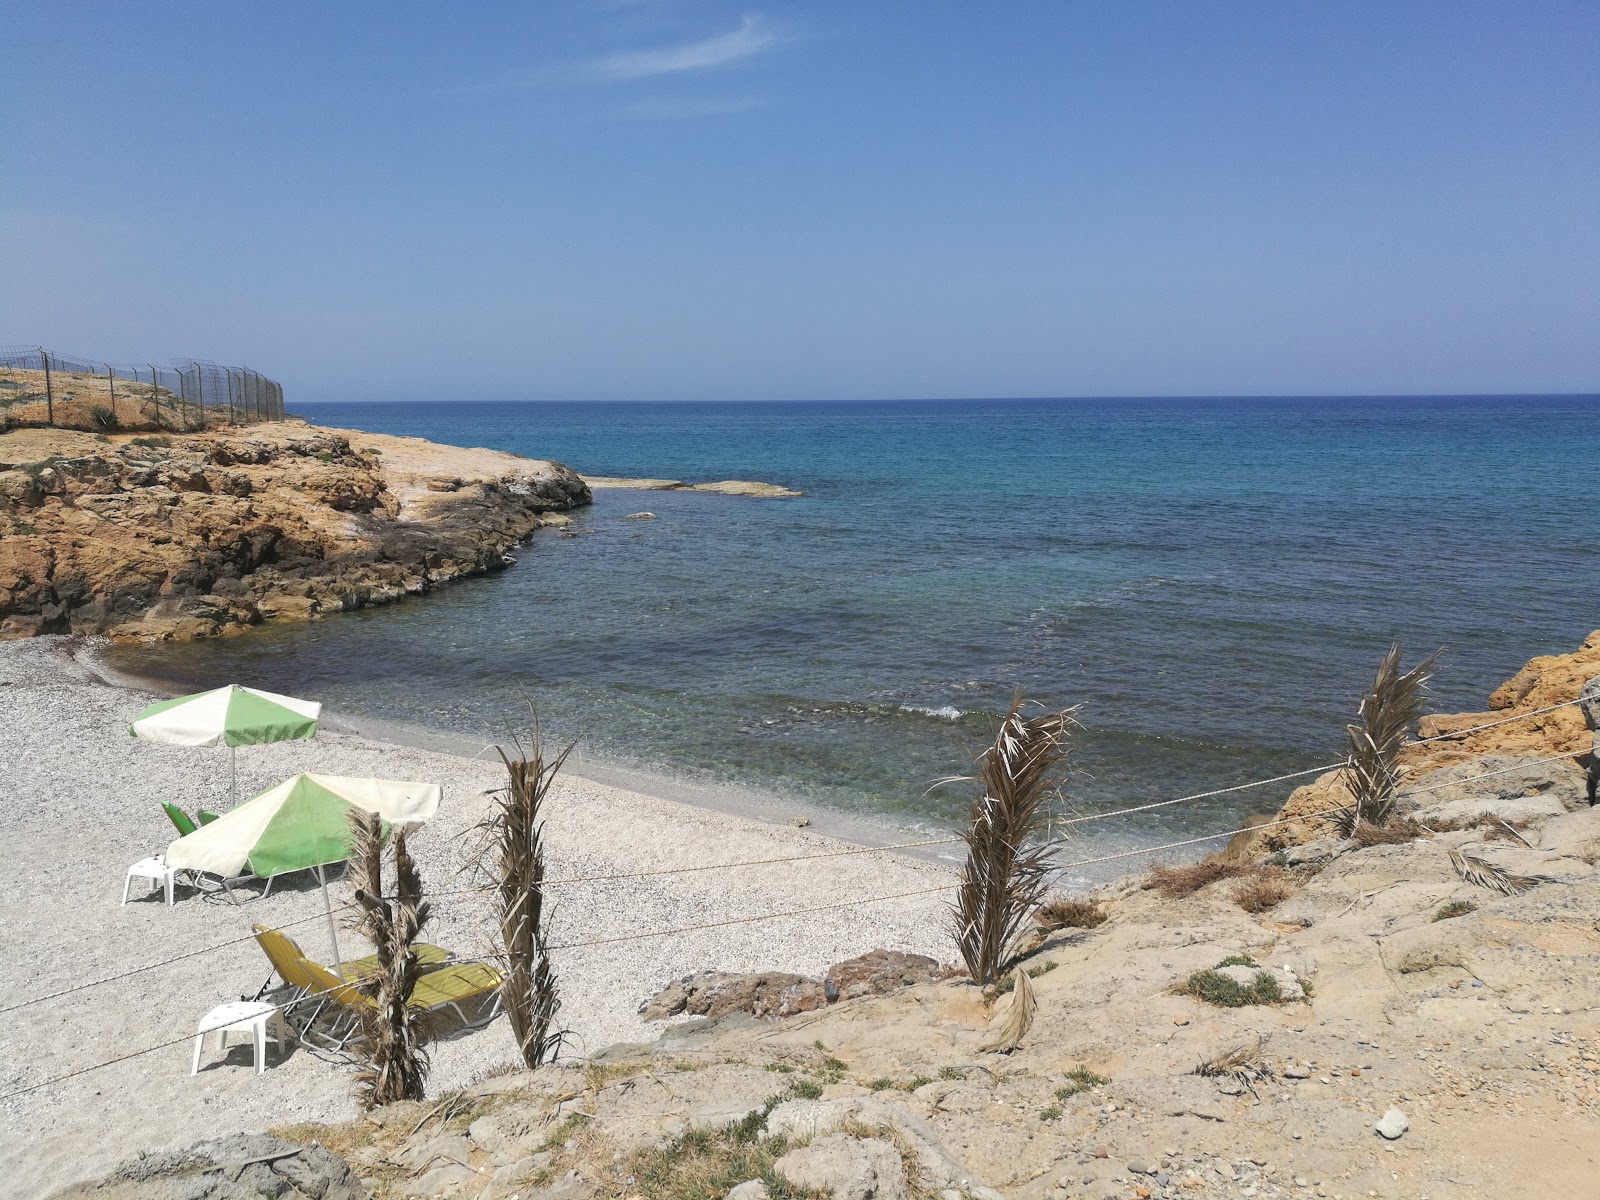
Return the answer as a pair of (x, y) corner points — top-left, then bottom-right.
(1177, 957), (1286, 1007)
(1433, 900), (1477, 922)
(993, 958), (1057, 995)
(1036, 896), (1108, 930)
(1055, 1066), (1110, 1099)
(1148, 858), (1250, 898)
(1353, 817), (1428, 846)
(1232, 867), (1296, 912)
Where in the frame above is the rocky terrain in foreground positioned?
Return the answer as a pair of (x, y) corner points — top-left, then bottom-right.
(55, 635), (1600, 1200)
(0, 423), (590, 640)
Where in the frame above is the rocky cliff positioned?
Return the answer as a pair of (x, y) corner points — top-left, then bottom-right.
(1271, 631), (1600, 846)
(0, 423), (589, 640)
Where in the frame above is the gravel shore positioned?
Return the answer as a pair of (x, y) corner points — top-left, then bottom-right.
(0, 638), (954, 1199)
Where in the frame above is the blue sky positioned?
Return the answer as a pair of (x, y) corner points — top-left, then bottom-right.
(3, 2), (1596, 401)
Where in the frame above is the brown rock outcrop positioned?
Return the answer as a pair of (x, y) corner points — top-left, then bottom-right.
(0, 423), (589, 641)
(639, 970), (830, 1021)
(1269, 630), (1600, 845)
(1412, 630), (1600, 765)
(640, 950), (959, 1022)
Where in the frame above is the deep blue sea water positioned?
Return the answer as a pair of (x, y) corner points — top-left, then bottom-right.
(104, 396), (1600, 858)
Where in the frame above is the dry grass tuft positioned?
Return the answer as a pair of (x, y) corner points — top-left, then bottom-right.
(1433, 899), (1477, 921)
(1148, 857), (1250, 899)
(1035, 896), (1107, 930)
(610, 1093), (828, 1200)
(1192, 1034), (1274, 1096)
(1352, 817), (1428, 846)
(1230, 867), (1296, 913)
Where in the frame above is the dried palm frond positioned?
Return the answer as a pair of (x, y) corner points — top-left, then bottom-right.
(348, 810), (431, 1108)
(481, 710), (572, 1070)
(947, 694), (1079, 985)
(1333, 645), (1443, 835)
(1490, 818), (1533, 848)
(1447, 848), (1550, 896)
(1192, 1034), (1273, 1097)
(980, 966), (1037, 1054)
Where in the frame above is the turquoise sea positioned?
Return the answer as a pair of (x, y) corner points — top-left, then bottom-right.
(104, 396), (1600, 859)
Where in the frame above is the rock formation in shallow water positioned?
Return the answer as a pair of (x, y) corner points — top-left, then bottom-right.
(0, 423), (589, 640)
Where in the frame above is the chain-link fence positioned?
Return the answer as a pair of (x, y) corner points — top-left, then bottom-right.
(0, 346), (284, 433)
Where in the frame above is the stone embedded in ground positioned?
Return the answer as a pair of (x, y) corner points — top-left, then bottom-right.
(725, 1182), (771, 1200)
(1375, 1107), (1410, 1140)
(774, 1134), (908, 1200)
(687, 1098), (766, 1131)
(823, 948), (955, 1001)
(641, 948), (952, 1022)
(639, 969), (829, 1020)
(45, 1133), (365, 1200)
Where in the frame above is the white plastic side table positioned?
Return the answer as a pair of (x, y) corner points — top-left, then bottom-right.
(123, 856), (176, 907)
(192, 1000), (286, 1075)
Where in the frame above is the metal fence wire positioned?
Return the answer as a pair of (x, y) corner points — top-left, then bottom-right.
(0, 345), (285, 433)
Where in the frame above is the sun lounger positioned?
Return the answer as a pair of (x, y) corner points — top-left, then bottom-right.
(251, 926), (468, 1044)
(162, 802), (199, 837)
(295, 953), (504, 1046)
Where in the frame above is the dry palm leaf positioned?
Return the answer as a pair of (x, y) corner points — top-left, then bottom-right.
(1448, 848), (1551, 896)
(980, 966), (1037, 1054)
(948, 694), (1080, 985)
(1335, 645), (1442, 835)
(348, 811), (432, 1108)
(484, 708), (573, 1070)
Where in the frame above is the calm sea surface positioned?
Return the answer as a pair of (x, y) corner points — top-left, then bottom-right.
(104, 396), (1600, 862)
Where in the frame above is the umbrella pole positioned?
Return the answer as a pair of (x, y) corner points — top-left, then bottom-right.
(230, 744), (238, 808)
(318, 865), (343, 974)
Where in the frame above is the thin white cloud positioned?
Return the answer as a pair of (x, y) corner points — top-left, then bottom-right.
(617, 95), (765, 120)
(596, 14), (777, 80)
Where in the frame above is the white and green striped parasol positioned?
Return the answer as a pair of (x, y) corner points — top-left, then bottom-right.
(130, 684), (321, 804)
(167, 772), (440, 968)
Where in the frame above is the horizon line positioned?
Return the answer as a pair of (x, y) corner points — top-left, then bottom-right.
(286, 391), (1600, 405)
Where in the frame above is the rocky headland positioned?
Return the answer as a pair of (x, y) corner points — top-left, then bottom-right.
(50, 633), (1600, 1200)
(0, 423), (592, 641)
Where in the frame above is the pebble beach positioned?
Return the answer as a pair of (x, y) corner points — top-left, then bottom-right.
(0, 638), (955, 1199)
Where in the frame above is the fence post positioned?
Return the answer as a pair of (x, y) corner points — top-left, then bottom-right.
(106, 364), (117, 426)
(148, 366), (160, 430)
(40, 347), (53, 425)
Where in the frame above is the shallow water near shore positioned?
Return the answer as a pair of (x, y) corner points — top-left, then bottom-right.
(103, 395), (1600, 860)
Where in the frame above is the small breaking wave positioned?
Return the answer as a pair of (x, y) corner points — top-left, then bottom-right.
(898, 704), (964, 721)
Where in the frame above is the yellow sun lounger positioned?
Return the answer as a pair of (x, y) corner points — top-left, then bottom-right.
(252, 925), (451, 990)
(295, 952), (505, 1045)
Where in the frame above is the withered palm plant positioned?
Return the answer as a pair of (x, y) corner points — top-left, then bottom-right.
(485, 718), (571, 1069)
(1334, 644), (1443, 835)
(348, 809), (431, 1108)
(948, 694), (1079, 985)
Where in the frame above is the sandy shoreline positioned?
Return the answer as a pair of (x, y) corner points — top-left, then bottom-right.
(0, 638), (956, 1198)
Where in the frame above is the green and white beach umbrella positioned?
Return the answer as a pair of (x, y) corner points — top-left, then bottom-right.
(166, 772), (441, 968)
(129, 684), (321, 803)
